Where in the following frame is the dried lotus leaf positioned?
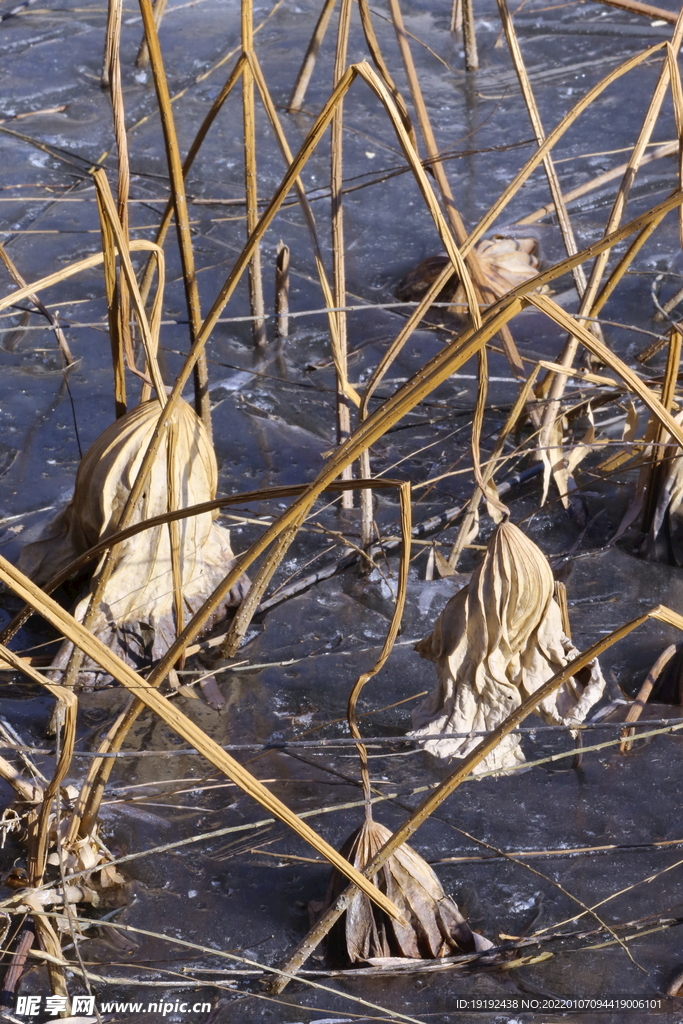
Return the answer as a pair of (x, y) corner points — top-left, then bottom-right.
(18, 399), (249, 685)
(409, 520), (605, 772)
(395, 235), (547, 310)
(324, 817), (492, 965)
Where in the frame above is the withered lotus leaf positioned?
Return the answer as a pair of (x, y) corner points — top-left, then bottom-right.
(409, 521), (605, 773)
(18, 399), (248, 682)
(396, 235), (545, 310)
(324, 817), (492, 964)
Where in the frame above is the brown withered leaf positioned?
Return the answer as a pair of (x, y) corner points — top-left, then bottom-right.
(18, 399), (249, 684)
(409, 520), (605, 773)
(324, 817), (492, 965)
(396, 235), (546, 310)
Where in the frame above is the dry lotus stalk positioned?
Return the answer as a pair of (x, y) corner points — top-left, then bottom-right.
(396, 234), (546, 310)
(324, 817), (492, 965)
(409, 520), (605, 773)
(18, 399), (248, 684)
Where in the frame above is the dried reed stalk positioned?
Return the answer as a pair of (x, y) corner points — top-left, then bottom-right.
(73, 478), (409, 833)
(496, 0), (587, 302)
(0, 553), (404, 920)
(95, 189), (126, 416)
(592, 0), (677, 21)
(136, 0), (167, 68)
(125, 188), (683, 690)
(518, 140), (678, 226)
(461, 0), (478, 71)
(539, 16), (683, 479)
(465, 41), (671, 250)
(275, 240), (289, 338)
(387, 0), (522, 378)
(331, 0), (354, 509)
(448, 367), (539, 568)
(139, 0), (211, 435)
(60, 170), (168, 692)
(242, 0), (266, 347)
(248, 53), (355, 406)
(138, 54), (247, 308)
(619, 643), (676, 753)
(0, 244), (74, 366)
(288, 0), (336, 110)
(104, 0), (134, 381)
(271, 603), (683, 990)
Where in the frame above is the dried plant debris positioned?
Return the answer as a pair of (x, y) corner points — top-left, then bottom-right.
(324, 817), (492, 965)
(18, 399), (249, 684)
(396, 235), (545, 309)
(643, 446), (683, 566)
(409, 521), (605, 773)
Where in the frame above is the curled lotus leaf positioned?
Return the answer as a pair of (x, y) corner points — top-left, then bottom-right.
(324, 817), (493, 965)
(396, 234), (547, 310)
(18, 399), (249, 684)
(409, 520), (605, 773)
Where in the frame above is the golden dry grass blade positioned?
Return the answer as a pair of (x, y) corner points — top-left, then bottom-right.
(357, 0), (416, 148)
(347, 481), (411, 801)
(0, 244), (74, 366)
(527, 292), (683, 448)
(95, 188), (127, 416)
(495, 0), (586, 300)
(220, 522), (300, 658)
(592, 0), (678, 21)
(517, 141), (678, 226)
(242, 0), (267, 348)
(138, 54), (247, 308)
(465, 41), (670, 252)
(577, 15), (683, 318)
(271, 603), (683, 990)
(0, 240), (162, 314)
(105, 0), (133, 373)
(385, 0), (479, 324)
(331, 0), (355, 507)
(136, 0), (168, 68)
(448, 365), (539, 567)
(666, 42), (683, 250)
(248, 51), (354, 404)
(147, 189), (683, 682)
(0, 553), (404, 921)
(92, 169), (167, 403)
(139, 0), (211, 434)
(642, 326), (681, 532)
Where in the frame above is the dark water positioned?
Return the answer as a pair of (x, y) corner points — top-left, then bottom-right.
(2, 0), (683, 1020)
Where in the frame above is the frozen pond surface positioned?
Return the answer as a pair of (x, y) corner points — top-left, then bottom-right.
(3, 0), (683, 1020)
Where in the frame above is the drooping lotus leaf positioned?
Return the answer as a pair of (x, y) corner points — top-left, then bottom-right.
(18, 399), (248, 683)
(324, 817), (492, 965)
(409, 521), (605, 773)
(396, 235), (545, 310)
